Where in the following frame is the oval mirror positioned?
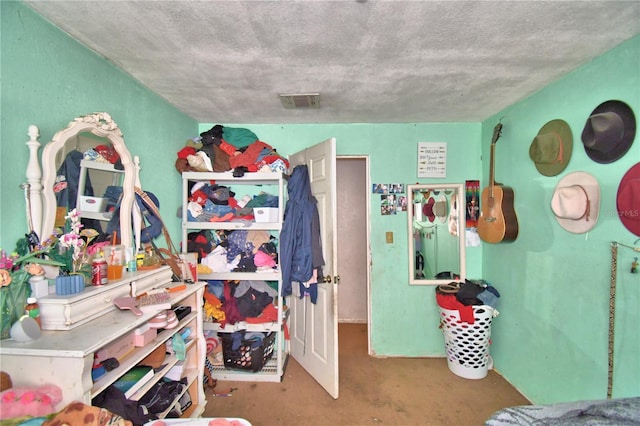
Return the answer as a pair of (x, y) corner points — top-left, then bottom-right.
(40, 113), (135, 250)
(407, 183), (466, 285)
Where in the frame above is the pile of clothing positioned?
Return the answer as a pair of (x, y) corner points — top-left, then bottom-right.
(184, 181), (278, 223)
(203, 280), (280, 327)
(435, 279), (500, 324)
(175, 124), (289, 177)
(187, 229), (278, 275)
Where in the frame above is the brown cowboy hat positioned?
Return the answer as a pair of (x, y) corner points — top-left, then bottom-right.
(529, 119), (573, 176)
(617, 162), (640, 237)
(581, 100), (636, 164)
(551, 171), (600, 234)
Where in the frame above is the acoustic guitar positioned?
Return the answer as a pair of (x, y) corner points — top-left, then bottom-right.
(477, 122), (519, 243)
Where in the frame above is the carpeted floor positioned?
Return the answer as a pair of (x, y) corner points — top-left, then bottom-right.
(203, 323), (530, 426)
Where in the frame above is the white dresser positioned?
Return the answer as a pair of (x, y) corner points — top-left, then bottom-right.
(0, 272), (207, 419)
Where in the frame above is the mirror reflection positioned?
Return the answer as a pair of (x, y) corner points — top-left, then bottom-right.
(408, 183), (466, 285)
(52, 132), (124, 229)
(40, 113), (135, 250)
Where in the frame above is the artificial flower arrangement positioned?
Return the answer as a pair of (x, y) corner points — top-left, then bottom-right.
(0, 209), (101, 339)
(38, 209), (101, 280)
(0, 243), (61, 340)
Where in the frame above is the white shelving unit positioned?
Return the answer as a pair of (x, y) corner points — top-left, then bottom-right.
(181, 171), (288, 382)
(76, 159), (124, 221)
(0, 278), (207, 419)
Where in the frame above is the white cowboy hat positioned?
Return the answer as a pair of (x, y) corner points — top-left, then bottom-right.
(551, 171), (600, 234)
(434, 194), (448, 223)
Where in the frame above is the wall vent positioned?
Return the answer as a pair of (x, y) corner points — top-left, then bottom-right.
(279, 93), (320, 109)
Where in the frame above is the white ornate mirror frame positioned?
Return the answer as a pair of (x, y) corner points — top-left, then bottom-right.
(38, 113), (135, 250)
(407, 183), (466, 285)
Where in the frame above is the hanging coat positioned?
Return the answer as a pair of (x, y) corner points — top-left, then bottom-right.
(54, 150), (102, 232)
(280, 165), (325, 296)
(55, 150), (93, 212)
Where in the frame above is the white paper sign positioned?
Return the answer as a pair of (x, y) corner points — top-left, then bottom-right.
(417, 142), (447, 178)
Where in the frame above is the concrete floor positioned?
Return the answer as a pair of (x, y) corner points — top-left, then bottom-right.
(203, 323), (530, 425)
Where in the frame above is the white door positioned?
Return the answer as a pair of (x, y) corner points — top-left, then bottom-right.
(288, 137), (339, 399)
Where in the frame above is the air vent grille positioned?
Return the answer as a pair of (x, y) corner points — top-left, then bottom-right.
(279, 93), (320, 109)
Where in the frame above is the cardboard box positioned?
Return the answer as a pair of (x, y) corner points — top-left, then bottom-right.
(96, 332), (135, 362)
(79, 196), (108, 213)
(253, 207), (279, 223)
(133, 324), (157, 347)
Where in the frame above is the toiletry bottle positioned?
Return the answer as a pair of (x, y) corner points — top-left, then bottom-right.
(24, 297), (41, 328)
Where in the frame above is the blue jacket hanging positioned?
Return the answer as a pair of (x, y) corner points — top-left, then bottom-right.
(280, 165), (325, 297)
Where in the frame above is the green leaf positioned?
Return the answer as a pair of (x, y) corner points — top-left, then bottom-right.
(13, 249), (64, 267)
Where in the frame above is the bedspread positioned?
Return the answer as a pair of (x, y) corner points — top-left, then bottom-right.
(485, 397), (640, 425)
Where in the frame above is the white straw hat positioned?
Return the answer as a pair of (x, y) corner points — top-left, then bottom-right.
(550, 171), (600, 234)
(434, 194), (448, 223)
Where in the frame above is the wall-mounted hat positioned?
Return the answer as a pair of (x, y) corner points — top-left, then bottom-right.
(617, 162), (640, 237)
(422, 197), (436, 222)
(551, 171), (600, 234)
(581, 100), (636, 164)
(434, 194), (448, 223)
(529, 119), (573, 176)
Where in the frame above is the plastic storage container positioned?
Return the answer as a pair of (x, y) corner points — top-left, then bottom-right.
(219, 331), (276, 372)
(438, 305), (495, 379)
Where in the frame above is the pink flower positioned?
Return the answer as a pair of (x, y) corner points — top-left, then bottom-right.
(2, 391), (16, 402)
(20, 391), (36, 404)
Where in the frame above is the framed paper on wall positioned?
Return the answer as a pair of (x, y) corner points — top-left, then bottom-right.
(417, 142), (447, 178)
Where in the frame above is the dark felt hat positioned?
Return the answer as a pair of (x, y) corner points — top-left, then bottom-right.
(581, 100), (636, 164)
(529, 119), (573, 176)
(617, 162), (640, 237)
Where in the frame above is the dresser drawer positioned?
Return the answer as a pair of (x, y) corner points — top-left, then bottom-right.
(38, 266), (173, 330)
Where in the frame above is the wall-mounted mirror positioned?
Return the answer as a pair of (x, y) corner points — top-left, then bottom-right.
(40, 113), (135, 250)
(407, 183), (466, 285)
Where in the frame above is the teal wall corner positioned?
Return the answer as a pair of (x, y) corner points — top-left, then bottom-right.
(480, 34), (640, 403)
(1, 1), (197, 248)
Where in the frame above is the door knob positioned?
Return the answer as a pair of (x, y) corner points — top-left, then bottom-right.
(320, 275), (340, 284)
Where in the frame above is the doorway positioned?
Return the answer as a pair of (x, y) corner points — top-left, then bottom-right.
(336, 156), (371, 354)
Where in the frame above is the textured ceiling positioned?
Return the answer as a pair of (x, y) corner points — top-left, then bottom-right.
(24, 0), (640, 124)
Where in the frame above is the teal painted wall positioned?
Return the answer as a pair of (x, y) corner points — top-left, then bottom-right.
(480, 35), (640, 403)
(197, 123), (483, 357)
(1, 1), (197, 248)
(3, 0), (638, 406)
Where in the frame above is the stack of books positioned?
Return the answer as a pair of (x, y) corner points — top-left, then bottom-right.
(112, 365), (155, 399)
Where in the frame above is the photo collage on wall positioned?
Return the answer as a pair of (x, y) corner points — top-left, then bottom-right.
(373, 183), (407, 215)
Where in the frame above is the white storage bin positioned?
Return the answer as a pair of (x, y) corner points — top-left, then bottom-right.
(79, 195), (108, 213)
(253, 207), (278, 223)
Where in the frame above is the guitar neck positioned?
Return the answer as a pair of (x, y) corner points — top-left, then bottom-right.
(489, 143), (496, 197)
